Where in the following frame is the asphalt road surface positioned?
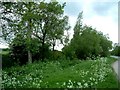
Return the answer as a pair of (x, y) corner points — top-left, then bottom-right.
(111, 56), (120, 81)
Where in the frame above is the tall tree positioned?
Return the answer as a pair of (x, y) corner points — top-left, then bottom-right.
(1, 1), (70, 62)
(73, 11), (83, 38)
(0, 2), (37, 63)
(32, 1), (69, 60)
(63, 12), (112, 59)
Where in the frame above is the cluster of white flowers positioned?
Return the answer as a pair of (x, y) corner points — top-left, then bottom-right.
(61, 57), (113, 88)
(2, 57), (113, 88)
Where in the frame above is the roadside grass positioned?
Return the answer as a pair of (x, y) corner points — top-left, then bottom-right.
(2, 57), (119, 88)
(0, 51), (9, 55)
(96, 57), (119, 88)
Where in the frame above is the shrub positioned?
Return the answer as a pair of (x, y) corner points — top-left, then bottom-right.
(49, 50), (66, 60)
(2, 52), (14, 69)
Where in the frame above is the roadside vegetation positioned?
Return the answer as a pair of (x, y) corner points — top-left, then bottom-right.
(0, 1), (119, 88)
(2, 57), (118, 88)
(111, 44), (120, 56)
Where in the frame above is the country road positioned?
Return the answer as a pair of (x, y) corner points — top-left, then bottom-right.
(111, 56), (120, 81)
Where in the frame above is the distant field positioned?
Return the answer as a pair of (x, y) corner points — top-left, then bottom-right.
(2, 57), (119, 88)
(0, 49), (9, 55)
(0, 51), (9, 55)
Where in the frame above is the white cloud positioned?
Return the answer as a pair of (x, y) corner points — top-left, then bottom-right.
(66, 14), (118, 44)
(83, 15), (118, 43)
(0, 0), (118, 50)
(64, 0), (118, 44)
(0, 44), (8, 49)
(67, 16), (77, 39)
(56, 0), (118, 51)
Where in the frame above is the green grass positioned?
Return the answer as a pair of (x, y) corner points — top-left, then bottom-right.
(0, 51), (9, 55)
(2, 57), (119, 88)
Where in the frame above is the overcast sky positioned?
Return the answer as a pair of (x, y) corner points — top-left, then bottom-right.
(54, 0), (119, 50)
(0, 0), (119, 49)
(64, 0), (118, 41)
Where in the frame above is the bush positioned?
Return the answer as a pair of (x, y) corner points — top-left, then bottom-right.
(111, 45), (120, 56)
(49, 50), (66, 60)
(9, 34), (52, 65)
(2, 52), (15, 69)
(62, 26), (112, 60)
(10, 42), (28, 65)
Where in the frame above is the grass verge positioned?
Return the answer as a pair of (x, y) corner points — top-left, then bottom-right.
(2, 57), (119, 88)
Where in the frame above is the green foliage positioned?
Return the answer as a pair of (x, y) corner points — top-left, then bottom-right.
(98, 32), (112, 57)
(0, 49), (9, 55)
(1, 2), (117, 88)
(49, 50), (65, 60)
(111, 45), (120, 56)
(62, 44), (76, 60)
(63, 12), (112, 60)
(1, 51), (14, 69)
(9, 35), (28, 65)
(0, 49), (17, 69)
(1, 1), (70, 62)
(2, 57), (118, 88)
(9, 35), (51, 65)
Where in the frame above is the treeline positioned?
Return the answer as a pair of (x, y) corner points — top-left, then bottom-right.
(0, 1), (112, 66)
(111, 44), (120, 56)
(63, 12), (112, 60)
(1, 1), (70, 65)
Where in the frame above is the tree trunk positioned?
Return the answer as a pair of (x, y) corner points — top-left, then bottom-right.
(53, 44), (55, 51)
(41, 18), (48, 61)
(52, 39), (55, 51)
(28, 50), (32, 64)
(27, 5), (32, 63)
(41, 37), (45, 61)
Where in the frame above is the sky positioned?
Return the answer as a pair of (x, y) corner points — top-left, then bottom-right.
(54, 0), (119, 50)
(64, 0), (118, 41)
(0, 0), (119, 49)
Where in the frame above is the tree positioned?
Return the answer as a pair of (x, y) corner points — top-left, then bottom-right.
(111, 44), (120, 56)
(48, 16), (70, 51)
(73, 11), (83, 38)
(63, 12), (112, 60)
(9, 34), (28, 65)
(0, 2), (36, 63)
(0, 2), (18, 43)
(0, 1), (70, 62)
(32, 1), (69, 60)
(98, 33), (112, 57)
